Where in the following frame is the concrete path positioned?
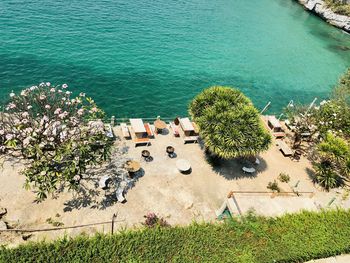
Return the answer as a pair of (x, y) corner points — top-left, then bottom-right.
(306, 254), (350, 263)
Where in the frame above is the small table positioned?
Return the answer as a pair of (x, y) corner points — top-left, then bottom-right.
(176, 159), (191, 172)
(154, 119), (167, 133)
(125, 160), (141, 176)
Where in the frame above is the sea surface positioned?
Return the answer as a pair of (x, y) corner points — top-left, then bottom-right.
(1, 0), (350, 118)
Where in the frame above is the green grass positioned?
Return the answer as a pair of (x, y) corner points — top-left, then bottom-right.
(1, 209), (350, 262)
(325, 0), (350, 16)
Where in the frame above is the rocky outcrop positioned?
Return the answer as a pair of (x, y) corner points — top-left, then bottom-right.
(297, 0), (350, 33)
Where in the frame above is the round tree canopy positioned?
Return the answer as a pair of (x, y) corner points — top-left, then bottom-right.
(189, 86), (271, 159)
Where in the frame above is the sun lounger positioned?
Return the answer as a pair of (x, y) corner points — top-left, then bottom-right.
(105, 124), (114, 138)
(99, 176), (111, 190)
(144, 123), (154, 138)
(183, 135), (198, 144)
(170, 122), (180, 137)
(120, 123), (131, 139)
(278, 140), (293, 156)
(134, 137), (150, 146)
(242, 167), (256, 173)
(116, 187), (125, 203)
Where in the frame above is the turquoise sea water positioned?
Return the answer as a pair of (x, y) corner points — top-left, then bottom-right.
(0, 0), (350, 117)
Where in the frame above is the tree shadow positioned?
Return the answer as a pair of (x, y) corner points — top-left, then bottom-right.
(207, 155), (268, 180)
(62, 145), (145, 211)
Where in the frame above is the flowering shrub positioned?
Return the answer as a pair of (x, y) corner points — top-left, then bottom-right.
(142, 213), (169, 228)
(0, 83), (113, 200)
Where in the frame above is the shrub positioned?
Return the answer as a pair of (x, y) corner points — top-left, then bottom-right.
(142, 213), (169, 228)
(267, 180), (280, 192)
(278, 172), (290, 183)
(0, 83), (113, 200)
(189, 86), (271, 159)
(1, 210), (350, 262)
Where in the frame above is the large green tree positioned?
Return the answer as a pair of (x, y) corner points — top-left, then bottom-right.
(189, 86), (271, 159)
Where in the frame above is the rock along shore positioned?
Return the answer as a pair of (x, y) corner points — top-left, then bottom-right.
(297, 0), (350, 33)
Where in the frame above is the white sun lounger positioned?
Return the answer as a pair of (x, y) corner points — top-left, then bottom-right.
(105, 124), (114, 138)
(170, 122), (180, 137)
(116, 187), (125, 203)
(99, 176), (111, 190)
(242, 167), (256, 173)
(120, 123), (131, 139)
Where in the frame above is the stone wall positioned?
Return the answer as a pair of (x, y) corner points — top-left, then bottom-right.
(297, 0), (350, 33)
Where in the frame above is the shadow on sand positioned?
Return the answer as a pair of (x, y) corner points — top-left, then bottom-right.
(205, 154), (268, 180)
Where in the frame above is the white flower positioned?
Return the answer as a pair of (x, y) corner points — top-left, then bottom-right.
(0, 130), (4, 135)
(39, 82), (45, 87)
(54, 108), (62, 115)
(10, 91), (15, 98)
(21, 112), (29, 118)
(50, 88), (55, 92)
(62, 84), (68, 89)
(91, 107), (98, 113)
(22, 119), (28, 124)
(23, 137), (31, 147)
(39, 94), (46, 100)
(320, 100), (328, 106)
(66, 91), (71, 95)
(29, 86), (37, 91)
(5, 134), (13, 140)
(58, 89), (63, 93)
(79, 92), (85, 97)
(77, 109), (84, 115)
(71, 99), (76, 104)
(27, 105), (32, 110)
(46, 82), (51, 87)
(8, 103), (16, 109)
(45, 105), (51, 109)
(20, 90), (28, 96)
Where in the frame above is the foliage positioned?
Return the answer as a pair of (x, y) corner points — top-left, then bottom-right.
(278, 172), (290, 183)
(314, 160), (342, 190)
(284, 103), (318, 148)
(312, 133), (350, 189)
(189, 86), (271, 159)
(0, 83), (113, 200)
(2, 209), (350, 262)
(325, 0), (350, 16)
(142, 213), (169, 228)
(267, 180), (281, 192)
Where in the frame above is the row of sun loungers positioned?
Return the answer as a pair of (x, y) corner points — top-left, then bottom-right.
(119, 118), (199, 145)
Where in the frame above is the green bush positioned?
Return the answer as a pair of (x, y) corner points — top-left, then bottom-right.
(2, 210), (350, 262)
(267, 180), (281, 192)
(278, 173), (291, 183)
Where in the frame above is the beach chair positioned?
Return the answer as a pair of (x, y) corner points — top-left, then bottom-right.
(278, 141), (293, 157)
(99, 176), (111, 190)
(170, 122), (180, 137)
(116, 187), (125, 203)
(134, 137), (150, 146)
(120, 123), (131, 139)
(144, 123), (154, 138)
(183, 135), (199, 144)
(242, 167), (256, 174)
(105, 124), (114, 138)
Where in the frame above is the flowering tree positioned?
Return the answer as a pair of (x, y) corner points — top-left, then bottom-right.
(0, 83), (113, 200)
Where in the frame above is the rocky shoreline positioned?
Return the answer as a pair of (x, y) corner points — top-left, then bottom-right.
(297, 0), (350, 33)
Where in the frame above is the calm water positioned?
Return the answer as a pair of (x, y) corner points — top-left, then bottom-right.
(1, 0), (350, 117)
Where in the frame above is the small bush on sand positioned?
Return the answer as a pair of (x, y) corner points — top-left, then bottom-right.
(278, 172), (290, 183)
(267, 180), (280, 192)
